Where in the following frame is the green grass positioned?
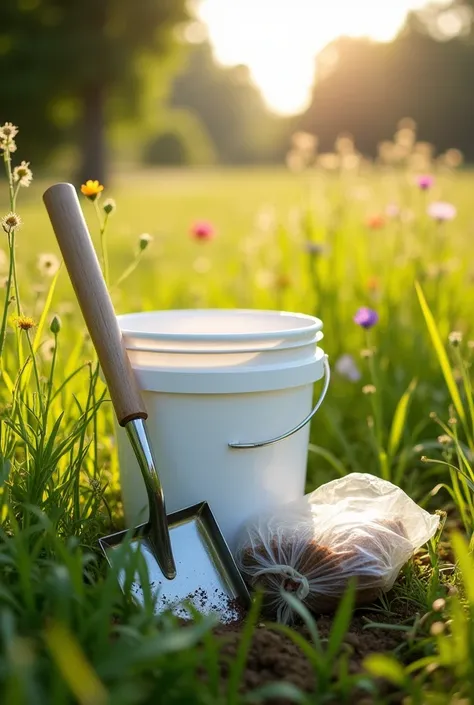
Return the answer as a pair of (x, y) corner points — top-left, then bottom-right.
(2, 149), (474, 703)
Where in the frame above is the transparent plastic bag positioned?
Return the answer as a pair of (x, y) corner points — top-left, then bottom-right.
(236, 473), (440, 623)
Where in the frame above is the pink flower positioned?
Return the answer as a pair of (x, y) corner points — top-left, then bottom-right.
(427, 202), (457, 222)
(417, 174), (435, 190)
(385, 203), (400, 218)
(190, 220), (215, 241)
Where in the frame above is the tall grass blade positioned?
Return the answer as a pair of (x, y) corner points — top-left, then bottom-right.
(415, 281), (467, 432)
(388, 378), (417, 459)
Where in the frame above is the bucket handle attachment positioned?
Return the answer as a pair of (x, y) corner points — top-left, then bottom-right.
(229, 355), (330, 449)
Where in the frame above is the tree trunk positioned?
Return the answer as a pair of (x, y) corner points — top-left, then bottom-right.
(78, 83), (107, 185)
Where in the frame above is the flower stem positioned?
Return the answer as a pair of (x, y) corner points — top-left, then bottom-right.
(0, 149), (23, 365)
(0, 231), (15, 359)
(111, 251), (144, 291)
(94, 200), (110, 286)
(25, 330), (44, 418)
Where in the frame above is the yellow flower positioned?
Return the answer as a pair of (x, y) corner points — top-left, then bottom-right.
(14, 315), (36, 331)
(80, 180), (104, 201)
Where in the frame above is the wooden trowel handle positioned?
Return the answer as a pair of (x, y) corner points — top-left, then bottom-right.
(43, 183), (147, 426)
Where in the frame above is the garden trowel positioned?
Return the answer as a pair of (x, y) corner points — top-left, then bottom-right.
(43, 183), (250, 622)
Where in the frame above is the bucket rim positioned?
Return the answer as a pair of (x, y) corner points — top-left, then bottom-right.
(117, 308), (323, 344)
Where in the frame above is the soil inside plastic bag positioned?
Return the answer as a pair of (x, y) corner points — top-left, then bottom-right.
(235, 474), (440, 623)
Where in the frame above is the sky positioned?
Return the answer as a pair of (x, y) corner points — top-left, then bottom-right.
(196, 0), (448, 115)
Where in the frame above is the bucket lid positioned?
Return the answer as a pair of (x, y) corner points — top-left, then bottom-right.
(118, 309), (323, 353)
(119, 309), (325, 394)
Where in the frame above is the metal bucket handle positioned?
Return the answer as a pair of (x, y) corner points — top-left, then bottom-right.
(229, 355), (330, 449)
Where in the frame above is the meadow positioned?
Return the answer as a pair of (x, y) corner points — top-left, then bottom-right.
(1, 126), (474, 704)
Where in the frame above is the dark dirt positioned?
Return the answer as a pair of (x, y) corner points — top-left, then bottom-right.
(214, 603), (418, 704)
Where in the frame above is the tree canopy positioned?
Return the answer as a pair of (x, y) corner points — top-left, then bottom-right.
(1, 0), (189, 180)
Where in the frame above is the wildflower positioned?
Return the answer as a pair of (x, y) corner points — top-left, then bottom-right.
(255, 269), (276, 289)
(362, 384), (376, 395)
(341, 153), (360, 171)
(430, 622), (445, 636)
(1, 141), (17, 153)
(102, 198), (116, 215)
(291, 131), (318, 153)
(0, 122), (18, 141)
(13, 161), (33, 188)
(366, 214), (386, 229)
(138, 233), (153, 251)
(414, 141), (434, 159)
(437, 434), (452, 445)
(14, 315), (36, 331)
(0, 124), (18, 152)
(275, 273), (291, 290)
(360, 348), (374, 359)
(354, 307), (378, 329)
(378, 141), (395, 164)
(193, 256), (212, 274)
(432, 598), (446, 612)
(42, 337), (56, 361)
(255, 205), (276, 233)
(442, 148), (463, 168)
(335, 354), (361, 382)
(1, 212), (22, 234)
(37, 253), (60, 277)
(385, 203), (400, 218)
(416, 174), (434, 190)
(395, 127), (415, 149)
(427, 202), (457, 222)
(80, 180), (104, 201)
(335, 134), (354, 155)
(367, 276), (380, 293)
(50, 315), (61, 335)
(317, 153), (340, 170)
(190, 220), (215, 242)
(304, 241), (326, 256)
(448, 331), (463, 347)
(398, 117), (417, 131)
(286, 150), (306, 173)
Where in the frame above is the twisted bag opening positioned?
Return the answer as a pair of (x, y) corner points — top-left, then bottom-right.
(253, 564), (310, 601)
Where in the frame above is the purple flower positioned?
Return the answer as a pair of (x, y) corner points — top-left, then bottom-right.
(427, 202), (457, 222)
(417, 174), (434, 190)
(335, 354), (361, 382)
(304, 241), (326, 256)
(354, 307), (378, 329)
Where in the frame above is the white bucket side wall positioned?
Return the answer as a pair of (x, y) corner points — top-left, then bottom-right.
(117, 384), (314, 551)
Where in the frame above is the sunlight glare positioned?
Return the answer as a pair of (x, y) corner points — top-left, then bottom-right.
(197, 0), (446, 114)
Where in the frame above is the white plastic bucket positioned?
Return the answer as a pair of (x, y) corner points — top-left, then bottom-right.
(115, 309), (329, 551)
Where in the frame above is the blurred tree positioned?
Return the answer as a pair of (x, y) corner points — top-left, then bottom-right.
(0, 0), (189, 181)
(142, 107), (217, 165)
(169, 41), (292, 164)
(301, 4), (474, 159)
